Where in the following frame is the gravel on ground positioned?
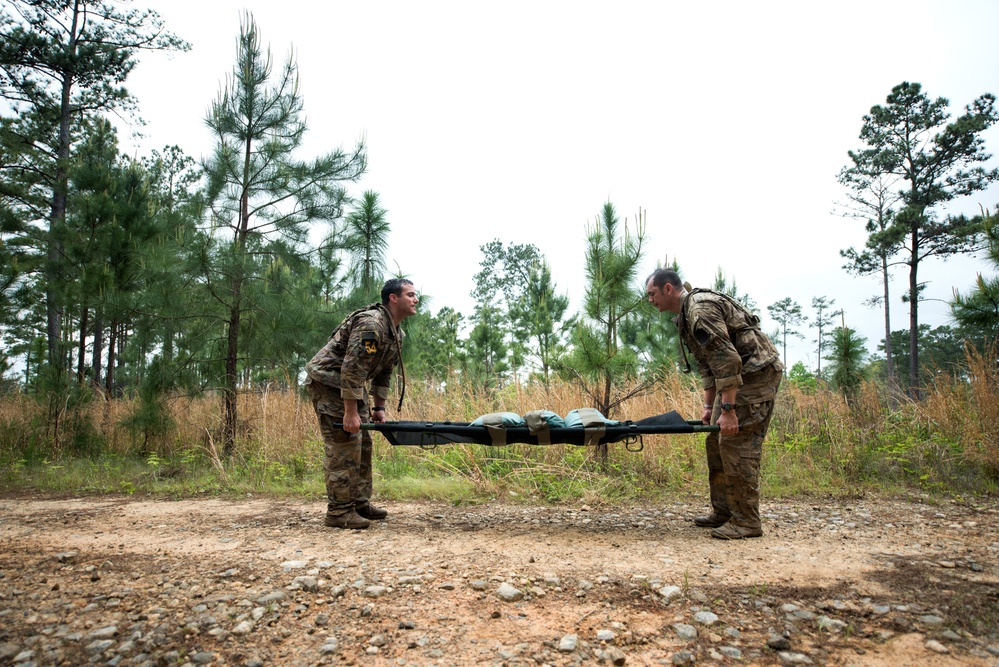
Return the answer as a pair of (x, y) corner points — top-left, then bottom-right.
(1, 494), (997, 666)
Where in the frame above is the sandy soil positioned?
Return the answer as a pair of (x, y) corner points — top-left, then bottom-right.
(0, 494), (997, 666)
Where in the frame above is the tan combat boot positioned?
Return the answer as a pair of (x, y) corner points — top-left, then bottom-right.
(711, 483), (762, 539)
(324, 511), (371, 529)
(710, 521), (763, 540)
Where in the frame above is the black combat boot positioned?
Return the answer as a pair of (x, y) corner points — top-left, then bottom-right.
(355, 503), (388, 520)
(693, 512), (732, 528)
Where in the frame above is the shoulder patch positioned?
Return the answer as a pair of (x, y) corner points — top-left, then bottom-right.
(693, 326), (711, 346)
(361, 331), (378, 356)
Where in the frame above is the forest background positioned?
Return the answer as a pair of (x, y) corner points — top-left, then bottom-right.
(1, 0), (999, 501)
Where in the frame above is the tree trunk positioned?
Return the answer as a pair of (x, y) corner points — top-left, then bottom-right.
(105, 318), (117, 397)
(816, 327), (822, 379)
(61, 311), (73, 374)
(223, 159), (252, 456)
(77, 303), (88, 384)
(223, 280), (242, 456)
(116, 322), (126, 387)
(221, 126), (255, 456)
(92, 308), (104, 391)
(595, 372), (611, 465)
(45, 155), (69, 372)
(45, 2), (81, 373)
(908, 229), (920, 400)
(880, 257), (894, 384)
(163, 319), (174, 363)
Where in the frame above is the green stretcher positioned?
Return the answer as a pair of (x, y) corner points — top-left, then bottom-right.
(338, 411), (718, 451)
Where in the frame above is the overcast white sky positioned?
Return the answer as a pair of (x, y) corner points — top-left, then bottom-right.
(120, 0), (999, 370)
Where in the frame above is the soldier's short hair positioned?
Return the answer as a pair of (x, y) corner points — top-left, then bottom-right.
(381, 278), (414, 305)
(647, 268), (682, 289)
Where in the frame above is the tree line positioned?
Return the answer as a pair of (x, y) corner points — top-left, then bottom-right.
(2, 2), (998, 453)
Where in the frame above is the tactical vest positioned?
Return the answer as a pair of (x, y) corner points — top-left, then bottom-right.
(685, 288), (762, 335)
(325, 303), (407, 411)
(677, 289), (768, 374)
(329, 303), (387, 341)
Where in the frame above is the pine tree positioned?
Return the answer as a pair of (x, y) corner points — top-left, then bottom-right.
(809, 296), (836, 379)
(824, 320), (868, 399)
(767, 298), (807, 371)
(951, 210), (999, 341)
(837, 165), (904, 385)
(344, 191), (390, 301)
(510, 260), (570, 385)
(201, 14), (365, 453)
(66, 118), (159, 394)
(463, 304), (509, 388)
(621, 257), (682, 379)
(564, 202), (647, 461)
(0, 0), (188, 370)
(846, 82), (999, 397)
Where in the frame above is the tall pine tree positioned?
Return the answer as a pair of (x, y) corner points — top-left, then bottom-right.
(202, 13), (365, 452)
(845, 82), (998, 396)
(0, 0), (188, 371)
(565, 202), (646, 461)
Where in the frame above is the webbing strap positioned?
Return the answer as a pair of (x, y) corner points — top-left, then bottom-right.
(572, 408), (606, 447)
(477, 413), (509, 446)
(523, 410), (552, 446)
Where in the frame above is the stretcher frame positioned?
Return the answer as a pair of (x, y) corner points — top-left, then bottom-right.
(338, 411), (718, 451)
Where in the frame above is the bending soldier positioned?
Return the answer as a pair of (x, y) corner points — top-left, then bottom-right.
(305, 278), (419, 529)
(646, 268), (783, 539)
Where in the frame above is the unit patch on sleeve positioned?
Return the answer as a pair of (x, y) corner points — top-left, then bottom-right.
(361, 332), (378, 356)
(693, 326), (711, 347)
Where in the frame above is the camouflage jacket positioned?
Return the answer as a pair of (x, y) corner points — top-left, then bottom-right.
(674, 289), (782, 393)
(305, 304), (403, 402)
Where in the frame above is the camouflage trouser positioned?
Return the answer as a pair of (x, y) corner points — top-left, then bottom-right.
(305, 379), (373, 517)
(705, 365), (782, 529)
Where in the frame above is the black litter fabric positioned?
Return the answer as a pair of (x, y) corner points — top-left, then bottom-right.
(367, 410), (700, 447)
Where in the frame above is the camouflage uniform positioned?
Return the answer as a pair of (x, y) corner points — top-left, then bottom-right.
(675, 289), (783, 533)
(305, 304), (403, 518)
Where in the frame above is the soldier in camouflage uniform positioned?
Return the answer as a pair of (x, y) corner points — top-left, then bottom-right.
(305, 278), (419, 529)
(646, 268), (783, 540)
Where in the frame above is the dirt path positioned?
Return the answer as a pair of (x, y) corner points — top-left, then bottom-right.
(1, 494), (997, 666)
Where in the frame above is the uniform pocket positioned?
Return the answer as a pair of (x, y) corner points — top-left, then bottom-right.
(739, 401), (772, 435)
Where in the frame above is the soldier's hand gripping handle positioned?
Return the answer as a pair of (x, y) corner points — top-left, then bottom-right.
(342, 399), (362, 434)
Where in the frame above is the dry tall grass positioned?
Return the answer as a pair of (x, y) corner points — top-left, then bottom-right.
(920, 346), (999, 476)
(2, 356), (997, 498)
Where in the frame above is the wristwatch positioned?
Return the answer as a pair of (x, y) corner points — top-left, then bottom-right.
(720, 402), (736, 412)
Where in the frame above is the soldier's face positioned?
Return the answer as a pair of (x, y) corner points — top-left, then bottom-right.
(396, 285), (420, 317)
(647, 280), (669, 312)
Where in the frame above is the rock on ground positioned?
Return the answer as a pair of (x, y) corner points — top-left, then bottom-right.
(0, 495), (997, 666)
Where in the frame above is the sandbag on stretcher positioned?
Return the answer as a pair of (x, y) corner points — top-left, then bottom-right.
(347, 410), (716, 449)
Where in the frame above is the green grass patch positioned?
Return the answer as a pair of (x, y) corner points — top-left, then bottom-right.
(377, 474), (484, 504)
